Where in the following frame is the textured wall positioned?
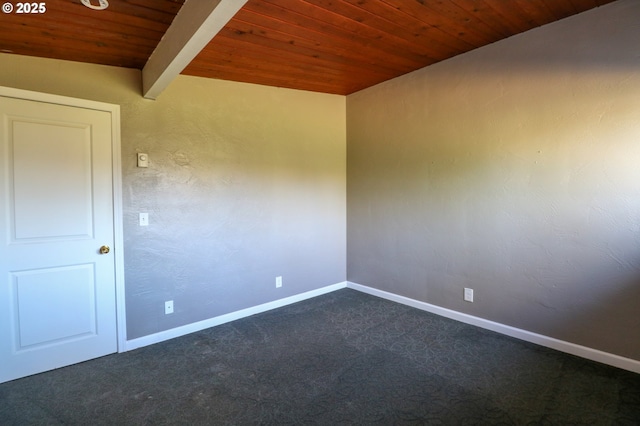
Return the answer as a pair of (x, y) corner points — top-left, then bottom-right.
(124, 78), (346, 339)
(0, 56), (346, 339)
(347, 0), (640, 361)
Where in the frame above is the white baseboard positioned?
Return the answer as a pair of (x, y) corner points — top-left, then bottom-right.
(123, 279), (640, 374)
(124, 281), (348, 352)
(347, 281), (640, 374)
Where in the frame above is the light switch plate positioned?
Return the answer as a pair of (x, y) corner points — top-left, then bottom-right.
(139, 213), (149, 226)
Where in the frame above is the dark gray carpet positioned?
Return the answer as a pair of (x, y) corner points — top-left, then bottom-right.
(1, 289), (639, 425)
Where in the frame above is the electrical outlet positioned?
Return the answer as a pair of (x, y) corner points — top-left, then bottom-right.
(165, 300), (174, 314)
(275, 276), (282, 288)
(464, 288), (474, 303)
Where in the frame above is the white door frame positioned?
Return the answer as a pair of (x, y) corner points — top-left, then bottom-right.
(0, 86), (127, 352)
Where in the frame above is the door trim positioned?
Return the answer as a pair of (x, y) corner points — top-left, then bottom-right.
(0, 86), (126, 352)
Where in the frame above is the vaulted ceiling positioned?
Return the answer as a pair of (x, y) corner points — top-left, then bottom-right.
(0, 0), (617, 97)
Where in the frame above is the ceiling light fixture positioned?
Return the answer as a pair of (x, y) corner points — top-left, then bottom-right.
(81, 0), (109, 10)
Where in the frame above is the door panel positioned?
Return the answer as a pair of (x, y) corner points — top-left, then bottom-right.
(12, 264), (96, 349)
(11, 120), (93, 240)
(0, 95), (117, 383)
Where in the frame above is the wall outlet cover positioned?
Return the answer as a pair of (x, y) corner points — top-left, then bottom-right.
(139, 212), (149, 226)
(464, 288), (474, 303)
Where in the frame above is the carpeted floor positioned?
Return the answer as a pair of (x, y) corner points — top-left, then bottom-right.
(1, 288), (639, 425)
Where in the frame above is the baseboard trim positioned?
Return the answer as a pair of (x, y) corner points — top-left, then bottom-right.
(347, 281), (640, 374)
(124, 281), (348, 352)
(124, 280), (640, 374)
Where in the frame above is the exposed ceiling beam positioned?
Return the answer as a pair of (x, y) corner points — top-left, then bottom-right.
(142, 0), (248, 100)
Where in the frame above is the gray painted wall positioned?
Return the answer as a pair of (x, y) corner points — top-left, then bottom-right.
(347, 0), (640, 361)
(124, 78), (347, 338)
(0, 57), (346, 340)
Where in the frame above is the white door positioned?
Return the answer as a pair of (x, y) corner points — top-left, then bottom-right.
(0, 94), (118, 383)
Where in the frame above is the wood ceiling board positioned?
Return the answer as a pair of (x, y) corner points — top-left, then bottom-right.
(0, 0), (184, 69)
(184, 0), (468, 94)
(186, 0), (616, 94)
(539, 0), (580, 18)
(186, 65), (353, 94)
(0, 25), (150, 68)
(511, 0), (562, 26)
(0, 18), (160, 51)
(331, 1), (470, 59)
(385, 0), (504, 46)
(356, 0), (477, 52)
(217, 18), (424, 77)
(448, 1), (522, 37)
(188, 41), (387, 95)
(230, 5), (437, 71)
(242, 0), (448, 63)
(204, 33), (395, 83)
(0, 0), (618, 96)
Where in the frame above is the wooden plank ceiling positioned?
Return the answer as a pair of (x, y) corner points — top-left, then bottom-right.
(0, 0), (184, 69)
(0, 0), (616, 96)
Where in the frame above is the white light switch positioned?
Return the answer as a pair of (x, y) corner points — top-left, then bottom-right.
(139, 213), (149, 226)
(137, 153), (149, 168)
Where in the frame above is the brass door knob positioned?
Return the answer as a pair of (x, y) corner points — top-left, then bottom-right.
(100, 245), (110, 254)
